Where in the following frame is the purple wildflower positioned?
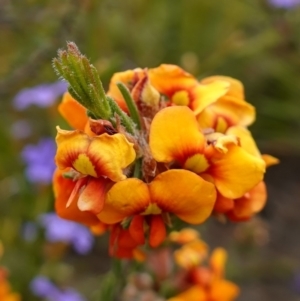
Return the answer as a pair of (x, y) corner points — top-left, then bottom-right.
(30, 276), (86, 301)
(39, 213), (94, 255)
(13, 81), (67, 110)
(293, 272), (300, 294)
(10, 120), (32, 139)
(21, 137), (56, 184)
(22, 222), (38, 242)
(268, 0), (300, 8)
(50, 288), (87, 301)
(30, 276), (57, 297)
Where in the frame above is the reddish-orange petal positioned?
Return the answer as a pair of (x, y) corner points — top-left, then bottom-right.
(78, 177), (112, 215)
(149, 64), (198, 98)
(129, 215), (145, 245)
(58, 92), (88, 130)
(53, 169), (100, 226)
(149, 215), (167, 248)
(214, 194), (234, 214)
(227, 181), (267, 221)
(168, 286), (206, 301)
(109, 225), (141, 259)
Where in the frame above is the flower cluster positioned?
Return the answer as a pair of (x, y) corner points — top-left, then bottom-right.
(0, 268), (21, 301)
(119, 229), (239, 301)
(168, 229), (239, 301)
(52, 43), (277, 259)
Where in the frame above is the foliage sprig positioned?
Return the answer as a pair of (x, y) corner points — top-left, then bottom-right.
(53, 42), (111, 120)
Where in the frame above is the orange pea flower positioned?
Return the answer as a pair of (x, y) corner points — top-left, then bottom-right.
(196, 76), (255, 133)
(174, 239), (208, 270)
(55, 127), (136, 182)
(213, 126), (279, 221)
(107, 68), (145, 112)
(54, 126), (135, 225)
(148, 65), (255, 133)
(0, 268), (21, 301)
(169, 228), (200, 245)
(53, 168), (109, 228)
(98, 169), (216, 248)
(149, 106), (265, 200)
(149, 64), (230, 115)
(109, 224), (144, 259)
(169, 248), (239, 301)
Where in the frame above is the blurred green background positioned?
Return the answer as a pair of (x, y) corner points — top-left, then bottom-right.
(1, 0), (300, 300)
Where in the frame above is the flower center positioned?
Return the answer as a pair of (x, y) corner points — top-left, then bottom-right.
(171, 90), (190, 106)
(73, 154), (97, 177)
(184, 154), (210, 174)
(142, 203), (162, 215)
(215, 116), (229, 133)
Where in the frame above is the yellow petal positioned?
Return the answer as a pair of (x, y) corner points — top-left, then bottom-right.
(58, 92), (88, 131)
(149, 106), (205, 163)
(87, 132), (136, 181)
(226, 126), (261, 158)
(191, 80), (230, 115)
(55, 128), (136, 181)
(201, 75), (245, 99)
(149, 170), (216, 224)
(210, 144), (265, 199)
(97, 179), (150, 224)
